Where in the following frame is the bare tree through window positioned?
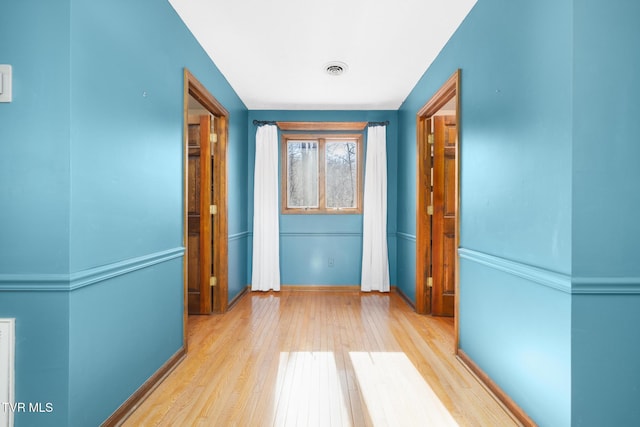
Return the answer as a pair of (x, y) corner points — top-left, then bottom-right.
(287, 141), (318, 208)
(326, 141), (357, 209)
(282, 133), (362, 214)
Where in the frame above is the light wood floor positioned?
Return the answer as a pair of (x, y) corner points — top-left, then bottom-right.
(124, 289), (521, 427)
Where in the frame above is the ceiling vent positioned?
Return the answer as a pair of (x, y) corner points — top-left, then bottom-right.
(325, 61), (348, 76)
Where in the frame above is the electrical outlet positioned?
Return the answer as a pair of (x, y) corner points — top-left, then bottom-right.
(328, 257), (334, 267)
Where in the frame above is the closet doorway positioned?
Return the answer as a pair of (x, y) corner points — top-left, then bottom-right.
(183, 69), (229, 328)
(416, 70), (460, 322)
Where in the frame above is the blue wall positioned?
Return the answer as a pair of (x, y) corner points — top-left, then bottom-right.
(571, 1), (640, 425)
(397, 0), (573, 424)
(398, 0), (640, 425)
(0, 1), (72, 425)
(4, 0), (640, 425)
(247, 110), (397, 287)
(0, 1), (71, 275)
(0, 0), (248, 425)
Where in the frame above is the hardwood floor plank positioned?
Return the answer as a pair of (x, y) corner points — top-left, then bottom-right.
(123, 290), (521, 427)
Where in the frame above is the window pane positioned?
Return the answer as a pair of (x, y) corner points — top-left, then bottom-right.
(325, 141), (357, 209)
(287, 141), (319, 208)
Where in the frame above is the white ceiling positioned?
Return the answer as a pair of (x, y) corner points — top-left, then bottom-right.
(169, 0), (476, 110)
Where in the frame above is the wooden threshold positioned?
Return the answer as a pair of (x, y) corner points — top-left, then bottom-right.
(102, 347), (186, 426)
(457, 349), (536, 427)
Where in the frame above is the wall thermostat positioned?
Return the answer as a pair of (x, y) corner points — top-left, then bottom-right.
(0, 65), (13, 103)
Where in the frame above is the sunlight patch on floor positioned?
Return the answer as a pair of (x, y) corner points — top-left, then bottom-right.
(349, 352), (459, 427)
(274, 352), (351, 426)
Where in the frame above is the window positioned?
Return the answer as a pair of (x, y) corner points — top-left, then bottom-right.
(281, 133), (363, 214)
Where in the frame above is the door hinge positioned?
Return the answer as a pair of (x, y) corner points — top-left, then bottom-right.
(210, 205), (217, 215)
(428, 134), (434, 144)
(427, 277), (433, 288)
(427, 205), (433, 216)
(210, 276), (217, 287)
(210, 133), (217, 156)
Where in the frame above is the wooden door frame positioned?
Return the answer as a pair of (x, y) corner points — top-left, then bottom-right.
(182, 69), (229, 345)
(415, 70), (461, 348)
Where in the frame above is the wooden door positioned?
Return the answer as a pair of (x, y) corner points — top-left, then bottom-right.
(187, 114), (213, 314)
(209, 117), (217, 305)
(416, 117), (433, 314)
(431, 115), (457, 316)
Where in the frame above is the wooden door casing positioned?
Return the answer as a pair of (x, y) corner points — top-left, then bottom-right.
(183, 68), (230, 326)
(415, 70), (460, 323)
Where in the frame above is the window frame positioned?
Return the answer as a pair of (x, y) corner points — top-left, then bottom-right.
(281, 132), (364, 214)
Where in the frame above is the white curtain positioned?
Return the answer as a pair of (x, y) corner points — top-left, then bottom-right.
(251, 124), (281, 291)
(361, 125), (390, 292)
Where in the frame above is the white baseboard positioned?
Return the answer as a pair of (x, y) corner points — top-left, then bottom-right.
(0, 319), (15, 427)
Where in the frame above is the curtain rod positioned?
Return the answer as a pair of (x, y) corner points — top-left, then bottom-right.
(253, 120), (277, 126)
(252, 120), (388, 127)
